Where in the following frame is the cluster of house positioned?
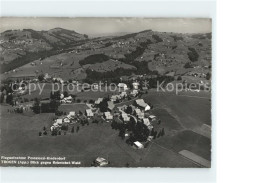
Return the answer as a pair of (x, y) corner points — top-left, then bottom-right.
(60, 95), (73, 104)
(50, 108), (95, 132)
(50, 111), (76, 131)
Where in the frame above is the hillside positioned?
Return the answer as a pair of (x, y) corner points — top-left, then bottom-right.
(0, 28), (88, 73)
(0, 28), (211, 81)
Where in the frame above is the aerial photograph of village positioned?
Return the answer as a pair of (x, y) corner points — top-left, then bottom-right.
(0, 18), (212, 168)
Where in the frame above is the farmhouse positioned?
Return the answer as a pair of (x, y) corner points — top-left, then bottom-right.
(121, 113), (130, 122)
(134, 108), (144, 119)
(110, 95), (120, 102)
(107, 101), (115, 111)
(130, 89), (138, 97)
(61, 96), (73, 104)
(85, 109), (94, 117)
(95, 98), (103, 105)
(67, 111), (76, 119)
(132, 82), (139, 89)
(143, 118), (153, 130)
(149, 115), (156, 121)
(118, 83), (128, 90)
(63, 117), (70, 123)
(117, 105), (127, 111)
(56, 119), (63, 125)
(135, 99), (151, 111)
(94, 157), (109, 167)
(133, 141), (144, 149)
(120, 91), (127, 98)
(104, 112), (113, 120)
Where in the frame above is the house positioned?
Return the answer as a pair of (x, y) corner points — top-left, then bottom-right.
(118, 105), (127, 111)
(137, 112), (145, 119)
(134, 108), (144, 119)
(121, 113), (130, 122)
(133, 141), (144, 149)
(56, 119), (63, 125)
(120, 91), (127, 98)
(107, 101), (115, 111)
(143, 118), (151, 126)
(85, 109), (94, 117)
(149, 115), (156, 121)
(63, 117), (70, 123)
(52, 118), (63, 129)
(135, 99), (151, 111)
(118, 83), (128, 90)
(134, 108), (141, 115)
(94, 157), (109, 167)
(104, 112), (113, 120)
(110, 95), (120, 102)
(143, 118), (153, 130)
(132, 82), (139, 89)
(95, 98), (103, 105)
(67, 111), (76, 119)
(61, 96), (73, 104)
(130, 89), (138, 97)
(135, 99), (147, 108)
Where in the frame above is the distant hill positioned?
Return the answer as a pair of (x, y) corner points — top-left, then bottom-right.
(0, 28), (88, 73)
(0, 28), (211, 80)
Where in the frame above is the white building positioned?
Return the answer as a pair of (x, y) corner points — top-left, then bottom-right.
(95, 98), (103, 105)
(94, 157), (109, 167)
(132, 82), (139, 89)
(86, 109), (94, 117)
(104, 112), (113, 120)
(134, 141), (144, 149)
(135, 99), (151, 111)
(118, 83), (128, 90)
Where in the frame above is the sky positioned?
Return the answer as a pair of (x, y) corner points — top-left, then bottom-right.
(0, 17), (212, 36)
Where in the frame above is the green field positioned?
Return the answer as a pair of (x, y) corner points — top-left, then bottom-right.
(0, 90), (211, 167)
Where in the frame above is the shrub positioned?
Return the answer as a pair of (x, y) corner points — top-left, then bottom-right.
(187, 47), (199, 62)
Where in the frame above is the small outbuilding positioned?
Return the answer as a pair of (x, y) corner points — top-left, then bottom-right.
(133, 141), (144, 149)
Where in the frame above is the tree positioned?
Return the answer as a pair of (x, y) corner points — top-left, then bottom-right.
(39, 132), (42, 136)
(125, 106), (133, 114)
(78, 110), (83, 115)
(161, 128), (165, 136)
(157, 131), (161, 138)
(6, 93), (13, 105)
(32, 98), (40, 114)
(43, 126), (46, 131)
(206, 72), (211, 80)
(187, 47), (199, 62)
(184, 62), (193, 68)
(38, 74), (45, 82)
(89, 99), (95, 104)
(63, 91), (69, 98)
(177, 76), (182, 81)
(43, 131), (47, 135)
